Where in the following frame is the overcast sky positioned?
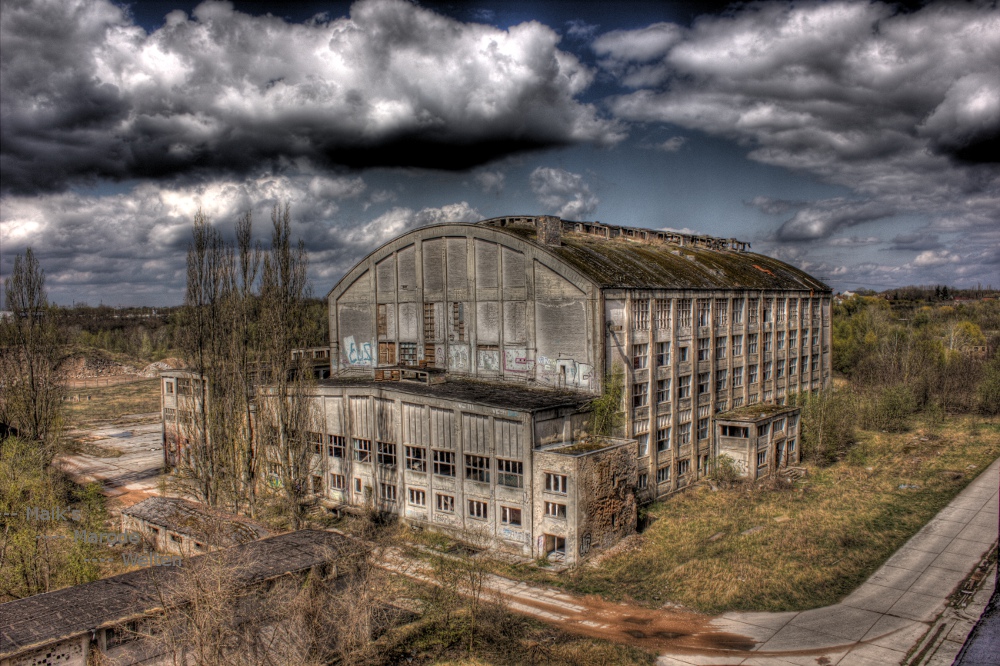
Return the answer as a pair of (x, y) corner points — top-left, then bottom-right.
(1, 0), (997, 306)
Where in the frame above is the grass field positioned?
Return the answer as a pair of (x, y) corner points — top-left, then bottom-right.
(496, 414), (1000, 614)
(61, 378), (161, 428)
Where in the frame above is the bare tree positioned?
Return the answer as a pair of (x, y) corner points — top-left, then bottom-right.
(255, 203), (317, 529)
(0, 248), (62, 455)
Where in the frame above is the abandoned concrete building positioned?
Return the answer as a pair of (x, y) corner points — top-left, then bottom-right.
(162, 215), (830, 563)
(121, 497), (271, 556)
(0, 530), (345, 666)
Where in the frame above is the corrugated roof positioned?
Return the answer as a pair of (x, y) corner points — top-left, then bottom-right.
(122, 497), (270, 548)
(483, 220), (830, 291)
(0, 530), (345, 657)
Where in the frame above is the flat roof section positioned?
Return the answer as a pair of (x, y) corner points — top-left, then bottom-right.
(316, 376), (592, 412)
(0, 530), (346, 658)
(122, 497), (271, 548)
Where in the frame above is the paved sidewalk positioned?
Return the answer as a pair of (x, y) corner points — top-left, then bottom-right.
(658, 456), (1000, 666)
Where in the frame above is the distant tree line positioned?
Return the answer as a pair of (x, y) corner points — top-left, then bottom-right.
(878, 284), (999, 302)
(795, 294), (1000, 464)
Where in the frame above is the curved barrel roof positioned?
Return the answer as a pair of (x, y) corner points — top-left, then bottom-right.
(483, 217), (830, 291)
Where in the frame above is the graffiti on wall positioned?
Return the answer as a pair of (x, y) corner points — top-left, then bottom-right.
(503, 348), (534, 373)
(449, 344), (469, 371)
(478, 349), (501, 372)
(344, 335), (374, 366)
(536, 356), (593, 388)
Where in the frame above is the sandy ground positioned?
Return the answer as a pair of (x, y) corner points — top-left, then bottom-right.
(56, 414), (168, 507)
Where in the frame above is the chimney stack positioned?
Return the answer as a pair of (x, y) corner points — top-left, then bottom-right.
(539, 215), (562, 246)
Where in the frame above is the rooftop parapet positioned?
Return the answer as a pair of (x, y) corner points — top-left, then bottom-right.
(478, 215), (750, 253)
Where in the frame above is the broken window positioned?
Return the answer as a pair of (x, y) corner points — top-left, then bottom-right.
(654, 299), (671, 329)
(733, 298), (745, 324)
(763, 299), (773, 322)
(698, 372), (710, 395)
(677, 375), (691, 399)
(748, 364), (758, 384)
(789, 299), (798, 321)
(748, 299), (759, 324)
(436, 493), (455, 512)
(656, 341), (670, 366)
(377, 441), (396, 467)
(698, 418), (709, 440)
(789, 330), (798, 349)
(757, 450), (768, 467)
(354, 477), (362, 493)
(678, 299), (693, 328)
(379, 483), (397, 502)
(632, 343), (649, 369)
(656, 466), (671, 484)
(544, 502), (567, 519)
(468, 500), (488, 520)
(678, 422), (692, 445)
(657, 379), (671, 403)
(433, 450), (455, 477)
(776, 360), (785, 379)
(715, 299), (728, 326)
(308, 431), (324, 455)
(764, 361), (773, 381)
(698, 337), (710, 361)
(497, 459), (523, 488)
(721, 425), (749, 437)
(716, 369), (728, 391)
(715, 337), (727, 359)
(353, 438), (372, 463)
(408, 488), (426, 506)
(789, 357), (798, 376)
(465, 455), (490, 483)
(697, 299), (711, 327)
(776, 331), (785, 351)
(501, 506), (522, 526)
(758, 423), (771, 437)
(748, 334), (758, 354)
(632, 299), (650, 329)
(544, 473), (568, 494)
(677, 458), (690, 475)
(732, 334), (743, 356)
(330, 473), (346, 490)
(656, 427), (671, 452)
(633, 382), (649, 407)
(544, 534), (566, 557)
(637, 473), (648, 489)
(328, 434), (346, 458)
(405, 446), (426, 472)
(677, 345), (689, 362)
(636, 433), (649, 457)
(165, 381), (174, 394)
(763, 332), (773, 353)
(733, 366), (744, 387)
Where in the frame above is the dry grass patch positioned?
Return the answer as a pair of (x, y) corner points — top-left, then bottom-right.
(502, 414), (1000, 614)
(62, 378), (161, 428)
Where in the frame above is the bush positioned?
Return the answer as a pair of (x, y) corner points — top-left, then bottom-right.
(861, 384), (917, 433)
(977, 353), (1000, 416)
(795, 389), (857, 465)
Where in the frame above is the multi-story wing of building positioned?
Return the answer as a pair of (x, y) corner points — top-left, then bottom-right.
(163, 215), (831, 564)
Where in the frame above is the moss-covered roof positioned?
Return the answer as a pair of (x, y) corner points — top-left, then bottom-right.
(485, 222), (829, 291)
(716, 403), (798, 422)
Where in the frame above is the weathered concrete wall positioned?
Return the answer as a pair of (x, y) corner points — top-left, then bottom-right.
(327, 225), (601, 391)
(576, 444), (638, 559)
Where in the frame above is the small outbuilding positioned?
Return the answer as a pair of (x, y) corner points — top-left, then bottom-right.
(714, 404), (801, 480)
(121, 497), (270, 556)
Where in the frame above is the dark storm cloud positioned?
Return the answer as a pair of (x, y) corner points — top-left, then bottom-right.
(0, 0), (624, 195)
(598, 0), (1000, 286)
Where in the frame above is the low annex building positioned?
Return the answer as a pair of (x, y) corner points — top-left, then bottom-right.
(0, 530), (345, 666)
(121, 497), (270, 556)
(162, 215), (830, 564)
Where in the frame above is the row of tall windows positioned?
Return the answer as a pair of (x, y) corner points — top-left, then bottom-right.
(630, 297), (825, 331)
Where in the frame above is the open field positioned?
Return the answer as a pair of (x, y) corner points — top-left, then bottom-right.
(61, 378), (161, 428)
(493, 414), (1000, 615)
